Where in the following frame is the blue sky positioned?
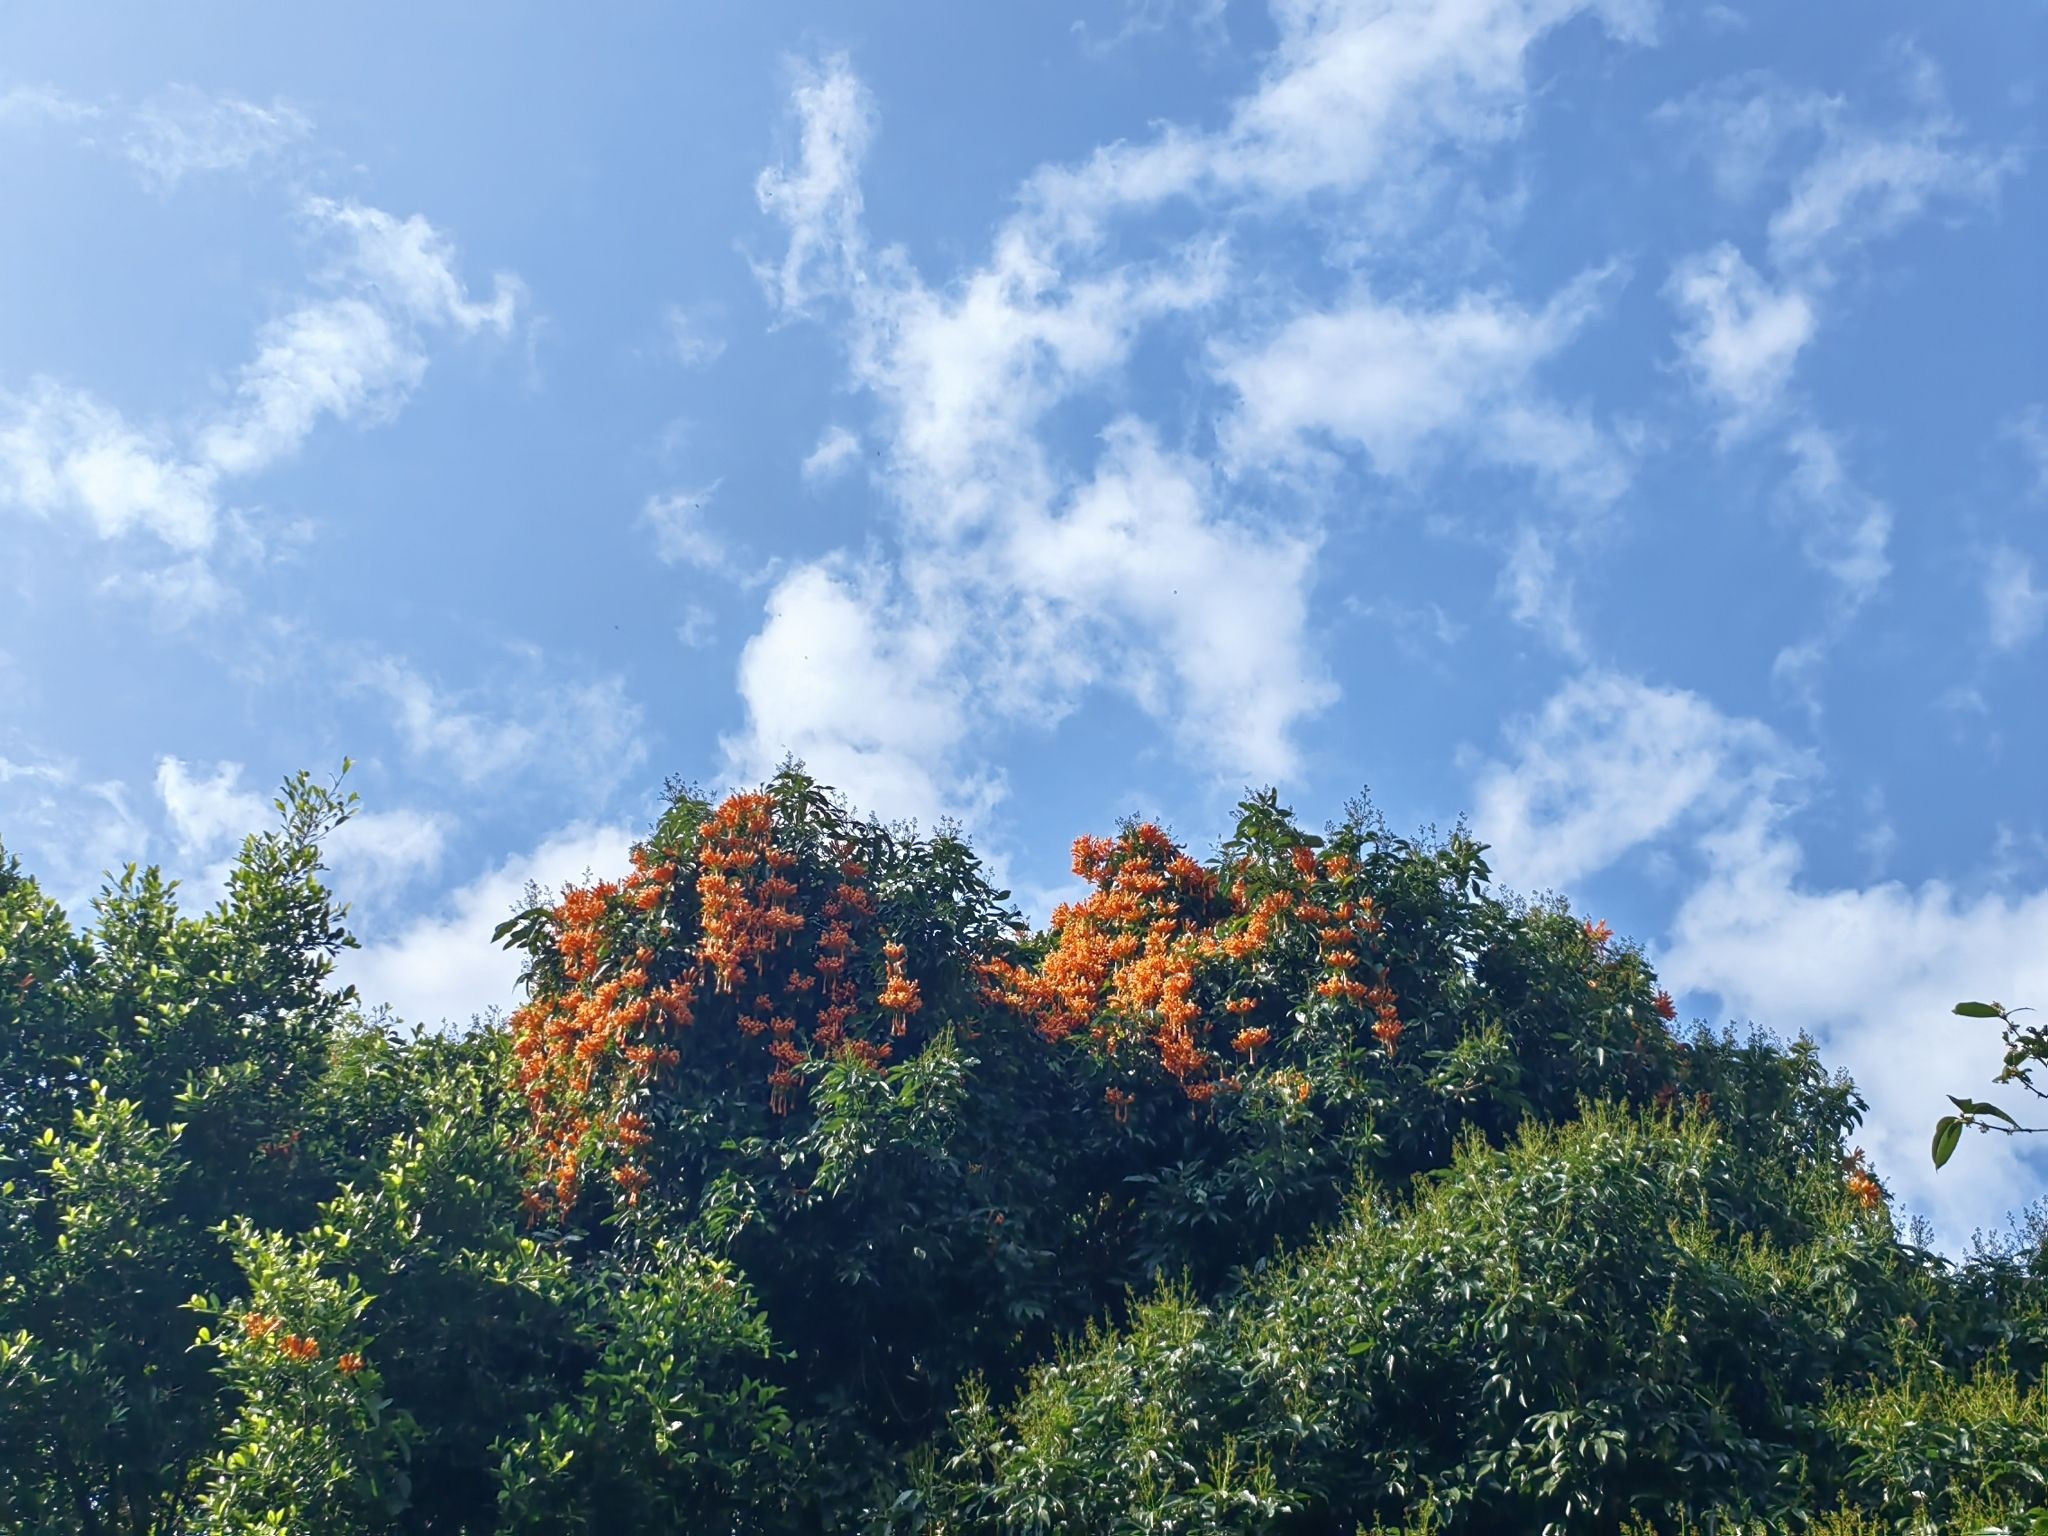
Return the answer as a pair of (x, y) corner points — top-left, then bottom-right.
(3, 0), (2044, 1242)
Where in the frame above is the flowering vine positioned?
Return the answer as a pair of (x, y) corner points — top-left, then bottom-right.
(507, 784), (929, 1214)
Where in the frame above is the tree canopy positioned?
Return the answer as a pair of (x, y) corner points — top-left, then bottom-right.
(3, 766), (2045, 1533)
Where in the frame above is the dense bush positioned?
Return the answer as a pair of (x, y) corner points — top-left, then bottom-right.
(2, 766), (2044, 1532)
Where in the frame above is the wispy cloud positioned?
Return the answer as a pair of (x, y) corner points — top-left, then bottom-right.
(664, 305), (727, 368)
(1985, 550), (2047, 653)
(1665, 62), (2012, 437)
(0, 196), (524, 617)
(643, 480), (762, 581)
(1666, 244), (1815, 435)
(124, 87), (310, 191)
(356, 656), (647, 798)
(0, 84), (100, 128)
(802, 425), (861, 484)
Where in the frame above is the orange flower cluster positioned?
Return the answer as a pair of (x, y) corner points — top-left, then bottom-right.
(336, 1352), (366, 1375)
(1844, 1149), (1885, 1211)
(510, 844), (681, 1210)
(277, 1334), (321, 1363)
(878, 939), (922, 1037)
(698, 794), (805, 993)
(510, 790), (931, 1212)
(1653, 989), (1677, 1022)
(981, 823), (1266, 1104)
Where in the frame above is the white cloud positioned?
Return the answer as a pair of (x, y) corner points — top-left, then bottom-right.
(1497, 524), (1586, 658)
(156, 756), (270, 854)
(2006, 405), (2048, 499)
(342, 821), (633, 1030)
(1985, 550), (2047, 653)
(1663, 804), (2048, 1245)
(304, 197), (523, 335)
(1666, 244), (1815, 434)
(738, 9), (1659, 822)
(1470, 669), (1799, 894)
(1021, 0), (1655, 243)
(123, 87), (310, 190)
(1767, 118), (2011, 268)
(1665, 66), (2009, 438)
(199, 298), (423, 477)
(0, 756), (150, 918)
(729, 560), (993, 824)
(358, 656), (648, 796)
(802, 424), (862, 483)
(0, 196), (522, 606)
(643, 481), (745, 576)
(1655, 72), (1817, 203)
(752, 54), (874, 314)
(1217, 269), (1628, 501)
(664, 305), (727, 368)
(0, 381), (220, 550)
(1777, 426), (1891, 604)
(155, 755), (447, 906)
(1007, 421), (1332, 779)
(1469, 671), (2048, 1243)
(1072, 0), (1230, 58)
(0, 85), (99, 127)
(677, 602), (716, 649)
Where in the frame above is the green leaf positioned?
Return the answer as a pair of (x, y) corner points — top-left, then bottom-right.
(1948, 1096), (2020, 1126)
(1954, 1001), (2004, 1019)
(1933, 1116), (1964, 1169)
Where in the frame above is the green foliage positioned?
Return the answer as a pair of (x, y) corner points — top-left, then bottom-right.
(1936, 1000), (2047, 1169)
(926, 1106), (1933, 1533)
(5, 768), (2048, 1533)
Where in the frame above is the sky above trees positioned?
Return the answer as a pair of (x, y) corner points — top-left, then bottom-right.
(1, 0), (2043, 1242)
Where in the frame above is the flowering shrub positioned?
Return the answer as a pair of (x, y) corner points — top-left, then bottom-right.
(6, 767), (2047, 1533)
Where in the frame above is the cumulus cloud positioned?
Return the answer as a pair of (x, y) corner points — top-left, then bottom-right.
(1217, 269), (1629, 502)
(123, 87), (310, 190)
(1663, 806), (2048, 1244)
(1469, 669), (1800, 894)
(0, 382), (220, 549)
(342, 821), (633, 1030)
(198, 298), (424, 477)
(1469, 669), (2048, 1243)
(734, 8), (1652, 820)
(155, 755), (447, 907)
(729, 560), (991, 823)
